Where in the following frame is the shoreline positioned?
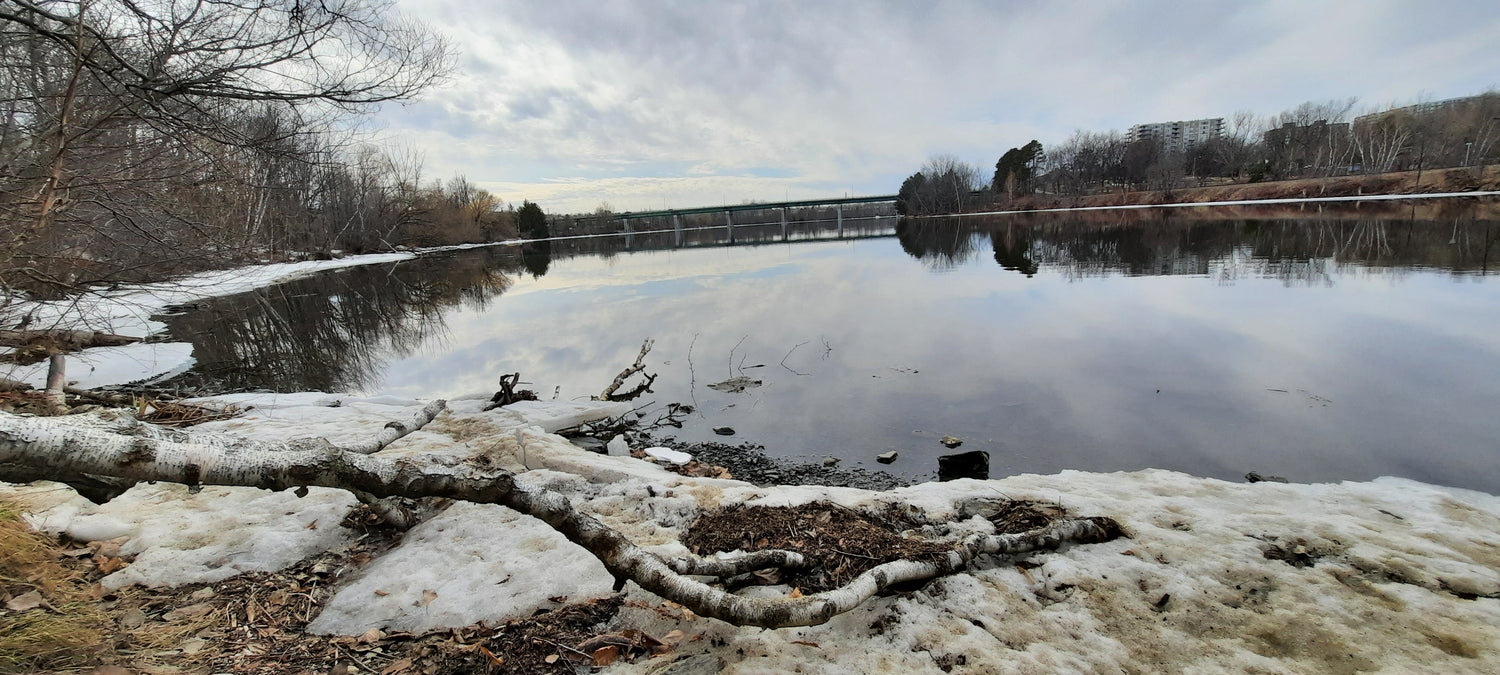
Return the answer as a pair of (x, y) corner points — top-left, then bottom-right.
(3, 393), (1498, 672)
(955, 164), (1500, 216)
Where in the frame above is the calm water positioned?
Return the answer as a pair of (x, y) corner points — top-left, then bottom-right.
(160, 204), (1500, 492)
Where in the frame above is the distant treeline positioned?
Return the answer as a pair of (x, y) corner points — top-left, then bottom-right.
(898, 91), (1500, 216)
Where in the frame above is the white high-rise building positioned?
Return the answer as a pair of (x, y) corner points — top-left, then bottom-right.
(1126, 118), (1225, 154)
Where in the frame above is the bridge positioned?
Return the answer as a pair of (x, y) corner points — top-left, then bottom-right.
(578, 194), (899, 248)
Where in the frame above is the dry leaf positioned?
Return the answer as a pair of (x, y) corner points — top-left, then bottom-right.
(417, 589), (437, 607)
(592, 645), (621, 667)
(373, 589), (390, 597)
(752, 568), (781, 585)
(661, 629), (685, 645)
(162, 602), (214, 622)
(6, 590), (42, 612)
(477, 645), (504, 666)
(544, 654), (560, 664)
(97, 556), (128, 574)
(358, 627), (385, 644)
(788, 588), (803, 599)
(791, 640), (821, 648)
(380, 657), (413, 674)
(62, 547), (94, 558)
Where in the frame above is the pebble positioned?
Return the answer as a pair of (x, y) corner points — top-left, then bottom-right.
(712, 426), (736, 436)
(655, 440), (909, 491)
(876, 451), (898, 464)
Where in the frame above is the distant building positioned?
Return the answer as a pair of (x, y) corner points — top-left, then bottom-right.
(1125, 118), (1224, 153)
(1263, 120), (1350, 149)
(1354, 94), (1488, 126)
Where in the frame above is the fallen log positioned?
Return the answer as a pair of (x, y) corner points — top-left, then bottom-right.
(0, 407), (1119, 628)
(0, 328), (140, 353)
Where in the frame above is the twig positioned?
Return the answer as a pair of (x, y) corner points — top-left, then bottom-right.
(334, 643), (378, 674)
(534, 636), (592, 660)
(686, 332), (701, 416)
(780, 341), (809, 376)
(599, 338), (655, 401)
(833, 549), (879, 561)
(727, 334), (748, 378)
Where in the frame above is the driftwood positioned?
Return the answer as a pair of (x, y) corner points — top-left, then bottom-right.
(598, 339), (657, 402)
(0, 408), (1119, 628)
(485, 373), (538, 411)
(0, 329), (141, 364)
(0, 329), (144, 415)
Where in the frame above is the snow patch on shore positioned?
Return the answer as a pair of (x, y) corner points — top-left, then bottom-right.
(306, 501), (615, 635)
(4, 395), (1500, 672)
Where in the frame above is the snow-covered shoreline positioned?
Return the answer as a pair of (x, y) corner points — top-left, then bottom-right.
(5, 393), (1498, 673)
(1, 242), (521, 390)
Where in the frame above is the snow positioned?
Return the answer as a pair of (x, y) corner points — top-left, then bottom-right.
(0, 247), (456, 389)
(305, 501), (615, 635)
(644, 446), (693, 465)
(5, 341), (195, 390)
(4, 394), (1500, 672)
(2, 480), (357, 590)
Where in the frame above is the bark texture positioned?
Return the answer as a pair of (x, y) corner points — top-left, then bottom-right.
(0, 411), (1119, 628)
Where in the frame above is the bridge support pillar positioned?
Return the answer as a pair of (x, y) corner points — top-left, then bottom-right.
(837, 204), (844, 238)
(673, 214), (682, 248)
(725, 210), (734, 244)
(780, 207), (788, 241)
(624, 218), (633, 250)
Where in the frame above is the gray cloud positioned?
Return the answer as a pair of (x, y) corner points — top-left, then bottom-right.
(385, 0), (1500, 212)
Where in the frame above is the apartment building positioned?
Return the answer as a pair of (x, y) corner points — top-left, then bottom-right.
(1125, 117), (1225, 153)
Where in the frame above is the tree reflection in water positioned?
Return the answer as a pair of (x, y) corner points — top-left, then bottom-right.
(896, 204), (1498, 285)
(158, 248), (521, 392)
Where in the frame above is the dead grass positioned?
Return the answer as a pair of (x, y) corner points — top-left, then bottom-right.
(0, 499), (111, 672)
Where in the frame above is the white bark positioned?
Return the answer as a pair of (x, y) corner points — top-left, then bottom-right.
(0, 412), (1119, 628)
(338, 399), (447, 455)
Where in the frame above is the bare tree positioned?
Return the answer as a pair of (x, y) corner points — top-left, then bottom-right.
(0, 0), (451, 409)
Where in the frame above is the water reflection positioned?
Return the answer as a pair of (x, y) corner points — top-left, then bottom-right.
(897, 204), (1498, 283)
(158, 248), (518, 392)
(520, 241), (552, 278)
(159, 204), (1500, 493)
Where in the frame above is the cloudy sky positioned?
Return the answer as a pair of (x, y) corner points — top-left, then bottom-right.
(380, 0), (1500, 213)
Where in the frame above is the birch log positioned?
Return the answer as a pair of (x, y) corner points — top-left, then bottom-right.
(0, 411), (1118, 628)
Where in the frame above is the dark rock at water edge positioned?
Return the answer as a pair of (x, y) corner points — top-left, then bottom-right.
(876, 451), (898, 464)
(938, 450), (990, 481)
(1245, 471), (1289, 484)
(570, 436), (606, 453)
(650, 439), (911, 491)
(712, 426), (736, 436)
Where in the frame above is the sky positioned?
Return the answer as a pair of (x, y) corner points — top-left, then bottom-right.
(378, 0), (1500, 214)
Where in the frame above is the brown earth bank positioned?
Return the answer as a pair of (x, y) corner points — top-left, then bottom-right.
(985, 165), (1500, 214)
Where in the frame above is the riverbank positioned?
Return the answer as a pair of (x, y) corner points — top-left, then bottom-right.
(0, 240), (525, 393)
(3, 394), (1498, 673)
(987, 165), (1500, 214)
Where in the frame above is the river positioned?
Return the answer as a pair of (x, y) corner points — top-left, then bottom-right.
(156, 200), (1500, 492)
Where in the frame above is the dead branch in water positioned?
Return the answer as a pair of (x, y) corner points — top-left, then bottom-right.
(598, 339), (657, 402)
